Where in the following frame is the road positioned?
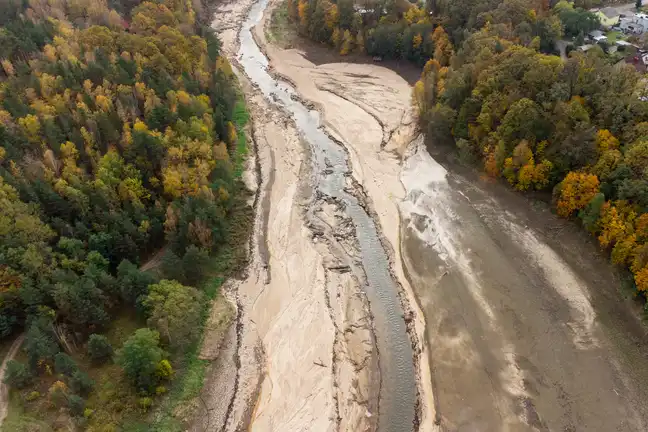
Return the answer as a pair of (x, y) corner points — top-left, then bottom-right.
(0, 334), (24, 428)
(401, 145), (648, 431)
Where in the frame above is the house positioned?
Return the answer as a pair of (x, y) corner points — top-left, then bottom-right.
(620, 17), (644, 34)
(588, 30), (608, 43)
(594, 7), (621, 28)
(619, 12), (648, 34)
(578, 44), (595, 52)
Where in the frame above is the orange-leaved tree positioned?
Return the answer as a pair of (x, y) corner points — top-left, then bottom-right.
(556, 172), (600, 218)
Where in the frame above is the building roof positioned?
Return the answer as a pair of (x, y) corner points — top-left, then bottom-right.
(589, 30), (605, 38)
(600, 7), (621, 18)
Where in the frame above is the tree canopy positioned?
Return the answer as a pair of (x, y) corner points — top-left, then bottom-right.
(0, 0), (247, 424)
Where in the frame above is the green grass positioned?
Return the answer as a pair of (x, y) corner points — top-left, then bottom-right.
(606, 30), (623, 43)
(3, 393), (53, 432)
(232, 97), (250, 179)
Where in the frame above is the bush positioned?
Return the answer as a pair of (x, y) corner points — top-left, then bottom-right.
(25, 391), (41, 402)
(4, 360), (32, 389)
(68, 394), (86, 416)
(156, 359), (173, 379)
(54, 353), (78, 376)
(87, 334), (113, 364)
(138, 396), (153, 412)
(69, 370), (94, 396)
(48, 381), (69, 408)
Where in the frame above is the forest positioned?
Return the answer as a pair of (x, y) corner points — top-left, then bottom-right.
(0, 0), (249, 428)
(288, 0), (648, 305)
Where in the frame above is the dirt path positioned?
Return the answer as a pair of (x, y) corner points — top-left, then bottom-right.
(0, 334), (25, 428)
(139, 246), (167, 272)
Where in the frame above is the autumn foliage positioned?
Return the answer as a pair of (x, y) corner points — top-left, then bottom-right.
(0, 0), (248, 425)
(556, 173), (600, 217)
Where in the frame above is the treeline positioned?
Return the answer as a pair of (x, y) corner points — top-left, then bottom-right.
(286, 0), (565, 64)
(0, 0), (247, 425)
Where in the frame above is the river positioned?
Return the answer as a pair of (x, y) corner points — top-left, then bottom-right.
(238, 0), (418, 430)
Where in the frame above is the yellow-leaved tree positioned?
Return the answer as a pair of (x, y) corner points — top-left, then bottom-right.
(556, 172), (600, 218)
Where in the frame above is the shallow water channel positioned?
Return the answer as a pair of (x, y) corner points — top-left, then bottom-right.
(238, 1), (417, 430)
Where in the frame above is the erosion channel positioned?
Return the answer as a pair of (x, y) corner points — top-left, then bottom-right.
(239, 0), (417, 430)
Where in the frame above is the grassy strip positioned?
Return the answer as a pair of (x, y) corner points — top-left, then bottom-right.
(232, 97), (250, 179)
(267, 0), (294, 49)
(142, 96), (252, 432)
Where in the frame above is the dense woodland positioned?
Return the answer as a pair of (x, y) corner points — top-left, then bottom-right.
(290, 0), (648, 301)
(0, 0), (248, 427)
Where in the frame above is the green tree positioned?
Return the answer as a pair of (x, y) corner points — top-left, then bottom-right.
(24, 315), (60, 370)
(54, 353), (78, 377)
(116, 328), (168, 392)
(4, 360), (32, 388)
(143, 280), (204, 350)
(68, 394), (86, 417)
(69, 370), (94, 396)
(181, 245), (210, 286)
(87, 334), (114, 364)
(117, 259), (157, 305)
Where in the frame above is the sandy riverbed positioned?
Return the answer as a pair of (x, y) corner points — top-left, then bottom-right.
(255, 5), (437, 429)
(195, 0), (427, 430)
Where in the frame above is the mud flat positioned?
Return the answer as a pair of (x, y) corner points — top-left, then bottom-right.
(400, 141), (648, 431)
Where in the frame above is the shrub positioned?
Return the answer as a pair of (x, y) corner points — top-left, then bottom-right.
(155, 385), (167, 395)
(25, 391), (41, 402)
(48, 381), (69, 408)
(87, 334), (113, 364)
(54, 353), (78, 376)
(138, 396), (153, 412)
(4, 360), (32, 389)
(156, 359), (173, 380)
(68, 394), (85, 416)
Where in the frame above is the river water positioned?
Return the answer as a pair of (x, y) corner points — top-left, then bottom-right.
(238, 1), (417, 430)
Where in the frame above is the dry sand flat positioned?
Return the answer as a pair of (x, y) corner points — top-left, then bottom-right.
(253, 5), (438, 429)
